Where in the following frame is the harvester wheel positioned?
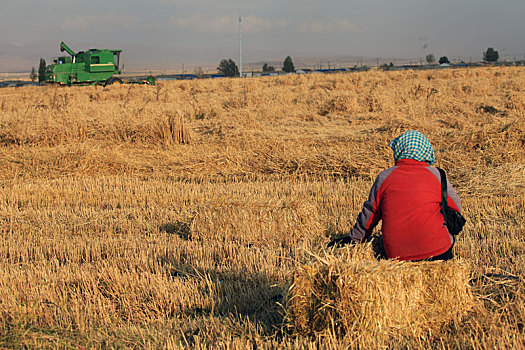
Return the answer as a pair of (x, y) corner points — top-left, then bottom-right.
(105, 77), (123, 86)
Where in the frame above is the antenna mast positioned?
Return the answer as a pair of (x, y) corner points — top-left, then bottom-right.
(238, 15), (242, 77)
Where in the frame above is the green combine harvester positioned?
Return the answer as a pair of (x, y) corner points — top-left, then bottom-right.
(45, 42), (155, 86)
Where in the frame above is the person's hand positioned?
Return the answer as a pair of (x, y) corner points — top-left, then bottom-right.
(327, 236), (355, 248)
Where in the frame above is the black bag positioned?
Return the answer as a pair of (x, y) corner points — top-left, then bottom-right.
(438, 168), (466, 235)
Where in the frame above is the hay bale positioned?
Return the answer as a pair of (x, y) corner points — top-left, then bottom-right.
(287, 245), (473, 345)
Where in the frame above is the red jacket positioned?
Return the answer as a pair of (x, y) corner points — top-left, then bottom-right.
(349, 159), (462, 261)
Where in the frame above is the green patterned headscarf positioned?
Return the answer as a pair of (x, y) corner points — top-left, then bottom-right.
(388, 130), (435, 166)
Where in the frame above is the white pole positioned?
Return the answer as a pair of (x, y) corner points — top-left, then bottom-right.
(239, 15), (242, 77)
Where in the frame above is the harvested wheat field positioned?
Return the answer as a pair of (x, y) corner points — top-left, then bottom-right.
(0, 66), (524, 348)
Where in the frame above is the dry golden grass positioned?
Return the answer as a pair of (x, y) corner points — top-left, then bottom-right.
(0, 66), (524, 348)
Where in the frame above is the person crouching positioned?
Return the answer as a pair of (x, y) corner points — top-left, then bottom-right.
(330, 130), (463, 261)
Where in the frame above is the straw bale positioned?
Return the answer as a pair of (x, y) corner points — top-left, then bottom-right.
(287, 246), (473, 345)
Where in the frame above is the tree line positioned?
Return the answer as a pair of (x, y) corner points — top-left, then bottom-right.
(426, 47), (499, 66)
(217, 55), (295, 77)
(217, 48), (501, 77)
(29, 58), (47, 83)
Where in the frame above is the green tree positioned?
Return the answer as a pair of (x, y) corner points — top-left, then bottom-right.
(483, 47), (499, 62)
(425, 54), (435, 64)
(38, 58), (46, 83)
(30, 67), (37, 82)
(439, 56), (450, 64)
(282, 56), (295, 73)
(217, 58), (239, 77)
(262, 63), (275, 72)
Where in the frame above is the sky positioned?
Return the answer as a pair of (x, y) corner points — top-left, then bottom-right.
(1, 0), (525, 72)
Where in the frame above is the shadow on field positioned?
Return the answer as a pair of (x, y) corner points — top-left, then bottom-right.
(172, 267), (286, 346)
(159, 221), (192, 240)
(157, 244), (286, 331)
(208, 269), (286, 328)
